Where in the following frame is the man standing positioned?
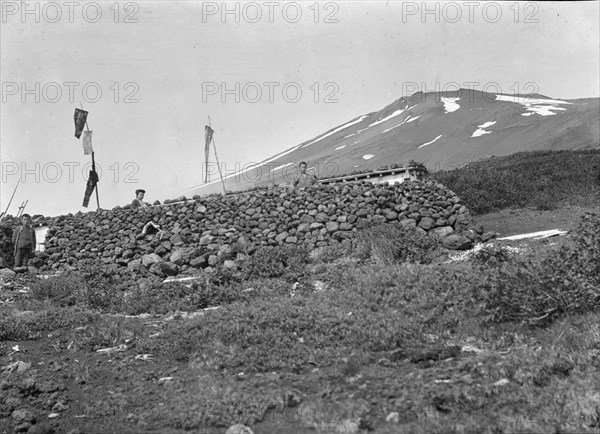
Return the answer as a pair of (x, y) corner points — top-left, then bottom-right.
(12, 213), (36, 268)
(131, 189), (148, 209)
(292, 161), (318, 189)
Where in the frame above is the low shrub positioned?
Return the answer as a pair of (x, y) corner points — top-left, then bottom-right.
(475, 213), (600, 326)
(30, 271), (83, 307)
(355, 223), (442, 265)
(432, 150), (600, 214)
(242, 244), (310, 283)
(470, 245), (520, 266)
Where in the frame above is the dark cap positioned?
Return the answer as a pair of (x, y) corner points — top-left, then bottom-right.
(135, 189), (146, 195)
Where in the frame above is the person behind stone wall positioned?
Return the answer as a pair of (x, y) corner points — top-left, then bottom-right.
(12, 213), (36, 268)
(131, 189), (149, 209)
(292, 161), (318, 189)
(129, 189), (165, 238)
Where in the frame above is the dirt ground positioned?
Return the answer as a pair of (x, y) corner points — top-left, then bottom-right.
(1, 205), (599, 434)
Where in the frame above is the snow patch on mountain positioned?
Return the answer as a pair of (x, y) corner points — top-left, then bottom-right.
(418, 135), (442, 149)
(383, 118), (408, 133)
(524, 105), (567, 116)
(495, 94), (571, 116)
(369, 106), (408, 127)
(442, 98), (460, 113)
(302, 115), (368, 148)
(496, 95), (572, 106)
(472, 121), (496, 138)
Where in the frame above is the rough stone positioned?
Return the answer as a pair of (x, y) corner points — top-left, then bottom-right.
(142, 253), (162, 266)
(442, 234), (473, 250)
(418, 217), (435, 230)
(399, 219), (417, 228)
(11, 409), (35, 423)
(325, 221), (339, 232)
(383, 210), (398, 220)
(430, 226), (454, 239)
(169, 250), (184, 265)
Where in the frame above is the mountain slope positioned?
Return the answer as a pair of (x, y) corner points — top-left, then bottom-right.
(181, 89), (600, 197)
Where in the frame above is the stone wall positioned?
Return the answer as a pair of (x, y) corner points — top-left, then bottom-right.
(1, 180), (492, 282)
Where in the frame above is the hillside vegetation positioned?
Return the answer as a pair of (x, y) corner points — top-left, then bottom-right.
(432, 149), (600, 214)
(1, 150), (600, 433)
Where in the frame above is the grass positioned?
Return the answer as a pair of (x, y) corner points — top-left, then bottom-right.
(431, 149), (600, 214)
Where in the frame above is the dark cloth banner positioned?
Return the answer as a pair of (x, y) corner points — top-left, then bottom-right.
(74, 108), (88, 139)
(82, 170), (99, 207)
(82, 157), (99, 208)
(204, 125), (214, 183)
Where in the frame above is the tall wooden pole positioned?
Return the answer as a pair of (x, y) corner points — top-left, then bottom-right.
(1, 179), (20, 221)
(81, 103), (100, 211)
(91, 151), (100, 211)
(208, 117), (227, 195)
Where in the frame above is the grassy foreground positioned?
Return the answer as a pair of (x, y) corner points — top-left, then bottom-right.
(1, 213), (599, 433)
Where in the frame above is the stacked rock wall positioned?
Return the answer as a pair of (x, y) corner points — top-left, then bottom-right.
(0, 224), (14, 268)
(2, 180), (487, 281)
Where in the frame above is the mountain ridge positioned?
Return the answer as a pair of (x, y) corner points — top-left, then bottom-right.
(180, 89), (600, 197)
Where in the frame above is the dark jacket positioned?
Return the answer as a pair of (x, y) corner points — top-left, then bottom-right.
(12, 225), (37, 253)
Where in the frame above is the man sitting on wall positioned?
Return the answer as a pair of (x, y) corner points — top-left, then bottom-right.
(292, 161), (318, 189)
(131, 189), (148, 209)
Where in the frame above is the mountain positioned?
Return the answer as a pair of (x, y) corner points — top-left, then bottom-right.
(180, 89), (600, 197)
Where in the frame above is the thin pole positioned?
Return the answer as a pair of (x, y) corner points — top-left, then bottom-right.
(208, 117), (227, 195)
(1, 179), (21, 221)
(80, 103), (100, 211)
(204, 118), (210, 183)
(92, 152), (100, 211)
(16, 200), (28, 218)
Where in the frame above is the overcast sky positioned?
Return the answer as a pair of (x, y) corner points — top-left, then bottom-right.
(1, 1), (599, 217)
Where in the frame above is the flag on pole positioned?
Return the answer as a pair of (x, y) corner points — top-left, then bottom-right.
(82, 157), (99, 207)
(204, 125), (214, 183)
(74, 108), (88, 139)
(83, 131), (93, 155)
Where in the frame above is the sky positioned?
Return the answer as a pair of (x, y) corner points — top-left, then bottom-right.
(1, 1), (599, 217)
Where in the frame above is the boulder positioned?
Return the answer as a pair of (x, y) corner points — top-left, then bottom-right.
(383, 210), (398, 220)
(159, 262), (180, 276)
(325, 221), (339, 232)
(430, 226), (454, 239)
(0, 268), (16, 278)
(223, 260), (237, 269)
(418, 217), (435, 230)
(169, 250), (184, 265)
(275, 232), (288, 243)
(442, 234), (473, 250)
(399, 219), (417, 228)
(315, 212), (329, 223)
(142, 253), (162, 266)
(190, 255), (208, 268)
(199, 234), (214, 245)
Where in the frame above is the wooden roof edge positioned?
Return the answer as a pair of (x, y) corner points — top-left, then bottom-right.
(320, 166), (426, 184)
